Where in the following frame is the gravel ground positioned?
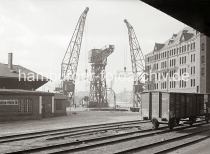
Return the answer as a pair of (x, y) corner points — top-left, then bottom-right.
(169, 137), (210, 154)
(72, 125), (210, 154)
(0, 111), (140, 136)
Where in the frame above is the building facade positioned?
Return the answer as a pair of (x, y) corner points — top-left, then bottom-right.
(145, 27), (210, 93)
(0, 89), (67, 122)
(0, 53), (67, 121)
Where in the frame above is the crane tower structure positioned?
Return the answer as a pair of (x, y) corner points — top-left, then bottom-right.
(60, 7), (89, 102)
(88, 45), (114, 108)
(124, 19), (145, 108)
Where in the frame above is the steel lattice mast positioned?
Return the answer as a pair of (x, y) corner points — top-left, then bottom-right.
(88, 45), (114, 108)
(124, 19), (145, 108)
(61, 7), (89, 100)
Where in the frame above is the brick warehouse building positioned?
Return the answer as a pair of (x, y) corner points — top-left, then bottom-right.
(0, 53), (67, 121)
(145, 27), (210, 93)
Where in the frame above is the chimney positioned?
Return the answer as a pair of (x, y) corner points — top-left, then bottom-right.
(8, 53), (13, 70)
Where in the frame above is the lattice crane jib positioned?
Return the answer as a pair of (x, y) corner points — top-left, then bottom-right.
(61, 7), (89, 98)
(124, 19), (145, 108)
(124, 19), (145, 82)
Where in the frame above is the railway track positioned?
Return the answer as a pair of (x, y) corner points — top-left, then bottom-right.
(0, 120), (148, 144)
(115, 124), (210, 154)
(6, 121), (209, 154)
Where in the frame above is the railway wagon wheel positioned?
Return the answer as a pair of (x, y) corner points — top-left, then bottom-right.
(189, 117), (196, 126)
(168, 118), (175, 130)
(205, 115), (209, 123)
(176, 118), (180, 126)
(152, 118), (159, 130)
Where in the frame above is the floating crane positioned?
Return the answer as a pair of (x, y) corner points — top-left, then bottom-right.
(88, 45), (114, 108)
(124, 19), (145, 110)
(60, 7), (89, 103)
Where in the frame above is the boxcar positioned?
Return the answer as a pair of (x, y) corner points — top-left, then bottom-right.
(141, 92), (209, 130)
(141, 92), (152, 120)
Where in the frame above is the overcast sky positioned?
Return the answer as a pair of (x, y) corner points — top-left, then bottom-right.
(0, 0), (186, 93)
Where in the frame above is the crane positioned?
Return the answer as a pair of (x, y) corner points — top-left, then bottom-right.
(124, 19), (145, 110)
(88, 45), (114, 108)
(60, 7), (89, 104)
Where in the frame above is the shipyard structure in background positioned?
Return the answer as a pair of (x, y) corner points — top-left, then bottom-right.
(145, 27), (210, 93)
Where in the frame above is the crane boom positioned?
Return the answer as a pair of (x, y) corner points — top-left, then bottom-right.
(61, 7), (89, 99)
(124, 19), (145, 109)
(124, 19), (145, 79)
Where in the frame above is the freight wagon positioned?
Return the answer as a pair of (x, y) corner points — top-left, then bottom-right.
(141, 92), (209, 130)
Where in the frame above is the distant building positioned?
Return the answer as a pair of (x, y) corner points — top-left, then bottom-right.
(145, 27), (210, 93)
(0, 53), (48, 90)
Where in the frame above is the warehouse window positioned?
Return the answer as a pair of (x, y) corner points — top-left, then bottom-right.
(55, 101), (62, 110)
(18, 99), (32, 113)
(184, 81), (186, 87)
(191, 54), (195, 62)
(201, 67), (205, 76)
(0, 100), (18, 105)
(191, 79), (195, 87)
(201, 55), (205, 63)
(201, 43), (205, 51)
(193, 42), (195, 49)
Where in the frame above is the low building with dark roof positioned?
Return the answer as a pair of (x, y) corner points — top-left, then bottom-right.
(0, 53), (67, 121)
(0, 53), (49, 90)
(0, 89), (67, 121)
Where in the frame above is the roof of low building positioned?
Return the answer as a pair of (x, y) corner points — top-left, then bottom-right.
(54, 93), (68, 100)
(0, 63), (48, 81)
(0, 89), (54, 96)
(0, 63), (49, 90)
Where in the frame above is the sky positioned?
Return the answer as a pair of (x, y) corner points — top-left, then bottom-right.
(0, 0), (186, 93)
